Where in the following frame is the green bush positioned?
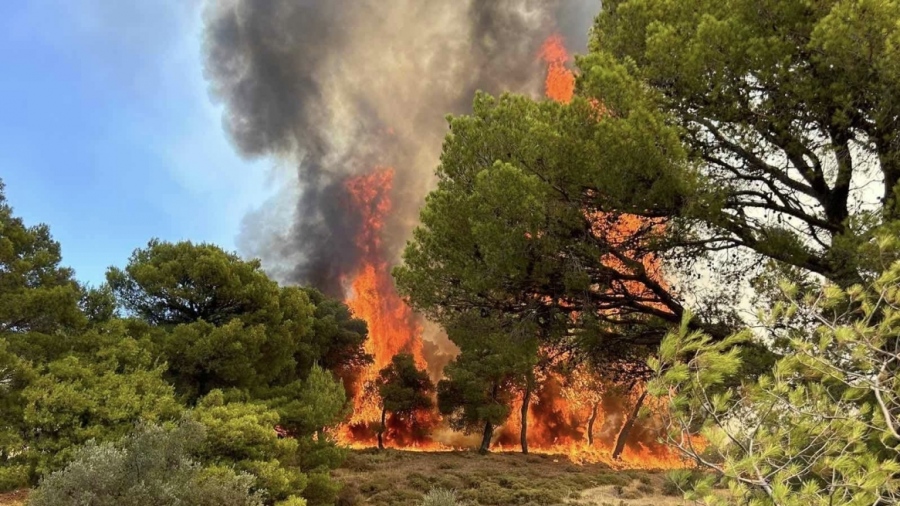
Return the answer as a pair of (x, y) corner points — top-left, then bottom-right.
(27, 421), (263, 506)
(420, 487), (464, 506)
(21, 336), (181, 476)
(0, 465), (29, 492)
(275, 496), (308, 506)
(302, 470), (343, 506)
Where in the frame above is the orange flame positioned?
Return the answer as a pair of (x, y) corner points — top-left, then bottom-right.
(331, 35), (697, 469)
(540, 35), (576, 103)
(340, 168), (427, 434)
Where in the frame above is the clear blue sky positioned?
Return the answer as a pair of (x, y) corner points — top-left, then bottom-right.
(0, 1), (269, 287)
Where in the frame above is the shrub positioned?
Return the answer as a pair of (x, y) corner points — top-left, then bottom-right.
(27, 421), (263, 506)
(20, 336), (180, 476)
(302, 471), (343, 506)
(335, 485), (362, 506)
(190, 391), (308, 502)
(275, 496), (308, 506)
(0, 465), (29, 492)
(420, 487), (463, 506)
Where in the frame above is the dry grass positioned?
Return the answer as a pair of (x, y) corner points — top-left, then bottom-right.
(334, 449), (693, 506)
(566, 484), (690, 506)
(0, 451), (697, 506)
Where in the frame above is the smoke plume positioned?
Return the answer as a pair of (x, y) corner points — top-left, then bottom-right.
(203, 0), (599, 295)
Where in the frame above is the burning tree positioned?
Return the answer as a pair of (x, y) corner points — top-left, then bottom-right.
(437, 311), (538, 454)
(375, 353), (435, 450)
(394, 35), (688, 459)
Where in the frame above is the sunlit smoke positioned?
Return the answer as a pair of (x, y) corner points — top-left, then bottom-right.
(204, 0), (598, 296)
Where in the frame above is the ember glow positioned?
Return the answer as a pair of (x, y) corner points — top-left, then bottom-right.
(333, 35), (695, 469)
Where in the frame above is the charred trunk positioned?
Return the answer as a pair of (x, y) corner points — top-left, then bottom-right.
(587, 401), (599, 446)
(520, 379), (532, 454)
(479, 420), (494, 454)
(612, 389), (648, 460)
(377, 406), (386, 450)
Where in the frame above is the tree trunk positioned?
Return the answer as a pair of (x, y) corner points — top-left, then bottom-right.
(479, 420), (494, 454)
(377, 406), (386, 450)
(587, 401), (599, 446)
(520, 379), (532, 454)
(612, 389), (648, 460)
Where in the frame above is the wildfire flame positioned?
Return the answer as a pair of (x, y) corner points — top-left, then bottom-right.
(337, 168), (433, 444)
(332, 34), (697, 469)
(540, 35), (576, 104)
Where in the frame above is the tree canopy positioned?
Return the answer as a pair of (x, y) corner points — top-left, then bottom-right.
(585, 0), (900, 286)
(106, 239), (368, 402)
(396, 0), (900, 367)
(0, 180), (83, 336)
(0, 182), (362, 503)
(106, 239), (285, 327)
(394, 93), (689, 351)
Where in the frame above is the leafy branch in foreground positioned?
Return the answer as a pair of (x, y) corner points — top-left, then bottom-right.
(649, 237), (900, 505)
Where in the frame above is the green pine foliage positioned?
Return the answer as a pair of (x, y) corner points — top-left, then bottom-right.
(649, 236), (900, 504)
(106, 240), (368, 402)
(0, 181), (361, 503)
(189, 390), (308, 502)
(22, 336), (181, 476)
(0, 181), (84, 336)
(378, 354), (435, 417)
(586, 0), (900, 286)
(265, 365), (348, 437)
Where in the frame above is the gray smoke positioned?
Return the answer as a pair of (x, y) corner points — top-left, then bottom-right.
(203, 0), (600, 296)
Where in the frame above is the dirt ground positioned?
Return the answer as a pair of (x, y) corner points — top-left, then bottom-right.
(334, 449), (693, 506)
(0, 490), (26, 506)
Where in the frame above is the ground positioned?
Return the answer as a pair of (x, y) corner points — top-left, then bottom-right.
(0, 490), (25, 506)
(0, 450), (695, 506)
(334, 449), (692, 506)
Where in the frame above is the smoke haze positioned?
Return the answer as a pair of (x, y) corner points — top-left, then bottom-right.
(203, 0), (600, 295)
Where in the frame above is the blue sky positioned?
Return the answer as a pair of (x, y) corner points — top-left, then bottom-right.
(0, 1), (270, 286)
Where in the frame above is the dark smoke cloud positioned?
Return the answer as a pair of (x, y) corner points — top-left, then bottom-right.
(203, 0), (600, 296)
